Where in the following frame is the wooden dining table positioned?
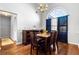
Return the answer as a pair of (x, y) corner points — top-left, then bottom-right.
(37, 33), (50, 38)
(36, 33), (51, 54)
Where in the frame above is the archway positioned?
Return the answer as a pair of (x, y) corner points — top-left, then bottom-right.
(46, 7), (69, 43)
(47, 7), (68, 18)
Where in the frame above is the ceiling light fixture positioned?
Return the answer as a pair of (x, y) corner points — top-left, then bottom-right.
(37, 3), (48, 13)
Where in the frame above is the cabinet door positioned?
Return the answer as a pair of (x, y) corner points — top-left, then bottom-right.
(22, 30), (31, 45)
(22, 30), (27, 44)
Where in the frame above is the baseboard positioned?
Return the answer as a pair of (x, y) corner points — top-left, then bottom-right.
(68, 42), (79, 48)
(68, 42), (79, 46)
(16, 42), (22, 45)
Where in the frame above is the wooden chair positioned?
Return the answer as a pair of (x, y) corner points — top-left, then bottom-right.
(30, 31), (41, 55)
(50, 31), (58, 54)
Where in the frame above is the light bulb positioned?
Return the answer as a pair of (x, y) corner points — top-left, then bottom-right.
(40, 4), (43, 7)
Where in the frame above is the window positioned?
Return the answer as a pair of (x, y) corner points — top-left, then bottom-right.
(47, 7), (68, 31)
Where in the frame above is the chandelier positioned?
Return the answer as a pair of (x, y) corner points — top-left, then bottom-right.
(37, 3), (48, 13)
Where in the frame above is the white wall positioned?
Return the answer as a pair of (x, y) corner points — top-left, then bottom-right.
(44, 3), (79, 45)
(11, 15), (17, 41)
(0, 3), (79, 45)
(0, 3), (40, 44)
(0, 15), (1, 37)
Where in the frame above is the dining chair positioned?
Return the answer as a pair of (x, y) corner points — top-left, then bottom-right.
(30, 31), (41, 55)
(50, 31), (58, 54)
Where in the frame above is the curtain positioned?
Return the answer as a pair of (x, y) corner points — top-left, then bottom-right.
(46, 18), (51, 32)
(58, 15), (68, 43)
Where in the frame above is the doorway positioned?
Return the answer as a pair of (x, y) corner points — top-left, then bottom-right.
(0, 15), (11, 38)
(0, 10), (17, 42)
(47, 7), (69, 43)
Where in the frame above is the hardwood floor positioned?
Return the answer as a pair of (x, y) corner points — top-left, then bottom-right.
(0, 42), (79, 55)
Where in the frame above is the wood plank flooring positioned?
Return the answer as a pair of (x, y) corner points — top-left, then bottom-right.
(0, 42), (79, 55)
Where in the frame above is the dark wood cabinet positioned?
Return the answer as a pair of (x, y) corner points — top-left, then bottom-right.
(22, 30), (31, 45)
(22, 30), (40, 45)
